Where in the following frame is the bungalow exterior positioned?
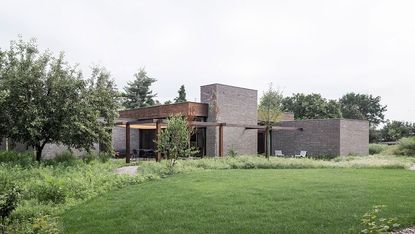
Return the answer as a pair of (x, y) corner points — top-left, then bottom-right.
(112, 83), (369, 161)
(0, 83), (369, 159)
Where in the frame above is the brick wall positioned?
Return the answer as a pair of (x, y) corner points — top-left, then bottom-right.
(111, 126), (140, 153)
(340, 119), (369, 155)
(201, 84), (257, 156)
(272, 119), (341, 156)
(272, 119), (369, 156)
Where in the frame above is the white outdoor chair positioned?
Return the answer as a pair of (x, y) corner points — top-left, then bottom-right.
(295, 151), (307, 158)
(274, 150), (284, 157)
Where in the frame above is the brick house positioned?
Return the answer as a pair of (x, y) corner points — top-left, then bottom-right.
(1, 83), (369, 159)
(113, 83), (369, 160)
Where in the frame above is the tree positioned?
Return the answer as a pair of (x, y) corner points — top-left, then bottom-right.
(282, 93), (342, 120)
(157, 115), (197, 172)
(258, 85), (283, 158)
(339, 93), (387, 127)
(381, 121), (415, 142)
(86, 66), (120, 153)
(0, 37), (119, 161)
(122, 69), (156, 109)
(174, 85), (187, 103)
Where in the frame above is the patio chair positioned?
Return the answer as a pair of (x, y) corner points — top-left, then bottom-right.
(274, 150), (284, 157)
(295, 151), (307, 158)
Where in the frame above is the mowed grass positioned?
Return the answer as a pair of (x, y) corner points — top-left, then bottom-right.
(63, 169), (415, 234)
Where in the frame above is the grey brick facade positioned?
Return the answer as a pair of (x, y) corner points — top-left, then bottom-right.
(201, 84), (258, 156)
(272, 119), (369, 156)
(111, 126), (140, 153)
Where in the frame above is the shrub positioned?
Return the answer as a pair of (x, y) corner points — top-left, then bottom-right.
(394, 137), (415, 156)
(35, 179), (66, 204)
(361, 205), (399, 233)
(369, 144), (388, 155)
(0, 151), (34, 167)
(51, 151), (77, 165)
(227, 146), (238, 157)
(98, 153), (111, 163)
(0, 185), (20, 233)
(81, 153), (97, 164)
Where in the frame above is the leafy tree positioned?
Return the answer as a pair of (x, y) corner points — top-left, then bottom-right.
(0, 37), (118, 161)
(258, 85), (283, 158)
(174, 85), (187, 103)
(381, 121), (415, 142)
(339, 93), (387, 127)
(282, 93), (342, 120)
(157, 115), (197, 172)
(122, 69), (156, 109)
(164, 100), (172, 105)
(86, 66), (120, 153)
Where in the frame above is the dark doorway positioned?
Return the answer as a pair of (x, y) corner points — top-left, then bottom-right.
(257, 130), (265, 154)
(191, 128), (206, 157)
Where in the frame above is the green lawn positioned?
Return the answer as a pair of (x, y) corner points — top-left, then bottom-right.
(63, 169), (415, 234)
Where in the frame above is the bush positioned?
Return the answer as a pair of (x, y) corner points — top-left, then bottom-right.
(369, 144), (388, 155)
(81, 153), (97, 164)
(394, 137), (415, 156)
(0, 151), (34, 167)
(51, 151), (78, 165)
(35, 179), (66, 204)
(361, 205), (399, 233)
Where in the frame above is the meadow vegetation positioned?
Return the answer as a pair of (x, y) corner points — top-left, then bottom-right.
(1, 150), (414, 233)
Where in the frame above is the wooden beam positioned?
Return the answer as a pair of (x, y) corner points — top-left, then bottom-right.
(219, 124), (224, 157)
(156, 119), (162, 162)
(271, 126), (303, 131)
(189, 121), (226, 127)
(126, 122), (131, 163)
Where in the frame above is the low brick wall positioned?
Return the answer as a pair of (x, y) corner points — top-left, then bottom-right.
(272, 119), (368, 157)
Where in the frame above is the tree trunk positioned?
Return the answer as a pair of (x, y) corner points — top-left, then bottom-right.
(35, 141), (47, 161)
(35, 146), (42, 161)
(5, 138), (8, 151)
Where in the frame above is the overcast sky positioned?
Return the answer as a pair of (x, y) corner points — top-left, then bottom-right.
(1, 0), (414, 122)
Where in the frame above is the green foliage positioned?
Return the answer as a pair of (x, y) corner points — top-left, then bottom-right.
(361, 205), (399, 233)
(369, 127), (382, 143)
(0, 151), (33, 167)
(157, 115), (198, 171)
(0, 186), (20, 220)
(35, 179), (66, 204)
(340, 93), (387, 127)
(381, 121), (415, 142)
(0, 185), (20, 233)
(282, 93), (342, 120)
(51, 151), (77, 165)
(258, 84), (283, 124)
(122, 68), (157, 108)
(258, 84), (283, 158)
(227, 146), (238, 157)
(394, 137), (415, 156)
(0, 37), (119, 161)
(369, 144), (388, 155)
(174, 85), (187, 103)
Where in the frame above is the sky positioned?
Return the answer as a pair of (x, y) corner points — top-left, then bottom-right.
(0, 0), (414, 122)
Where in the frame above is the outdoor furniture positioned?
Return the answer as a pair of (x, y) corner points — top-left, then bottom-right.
(295, 151), (307, 158)
(274, 150), (284, 157)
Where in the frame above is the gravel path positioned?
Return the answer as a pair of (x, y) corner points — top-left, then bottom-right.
(393, 227), (415, 234)
(114, 166), (138, 176)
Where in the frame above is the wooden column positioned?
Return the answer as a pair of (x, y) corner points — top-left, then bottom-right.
(126, 122), (131, 163)
(156, 119), (161, 162)
(264, 126), (269, 157)
(219, 123), (224, 157)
